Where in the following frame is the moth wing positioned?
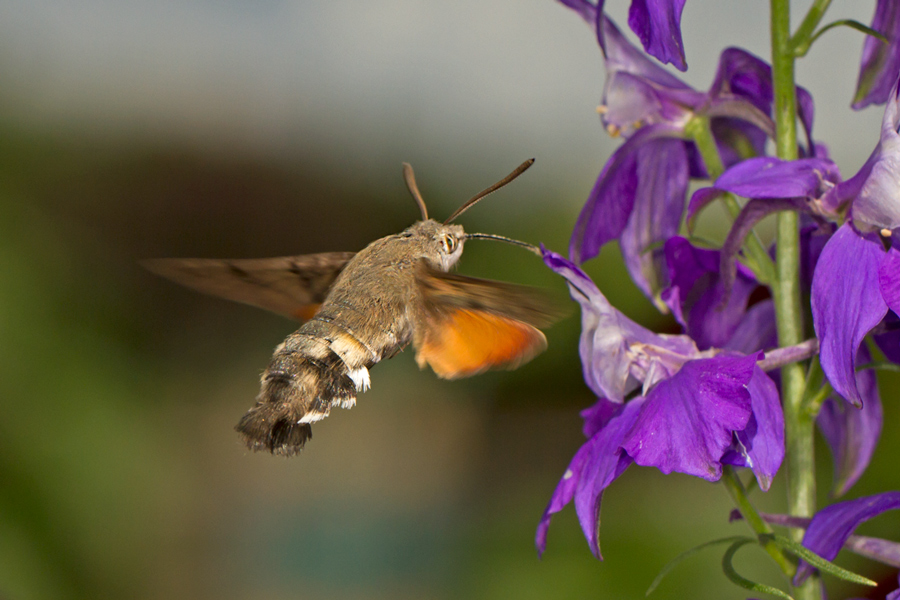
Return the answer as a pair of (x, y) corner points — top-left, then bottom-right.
(413, 261), (561, 379)
(142, 252), (356, 321)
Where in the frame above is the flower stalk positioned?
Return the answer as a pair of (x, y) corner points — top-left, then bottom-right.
(790, 0), (833, 54)
(771, 0), (818, 598)
(722, 466), (795, 576)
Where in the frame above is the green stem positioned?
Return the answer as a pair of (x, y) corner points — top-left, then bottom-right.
(771, 1), (818, 599)
(800, 356), (830, 420)
(722, 467), (795, 577)
(790, 0), (832, 53)
(686, 117), (775, 282)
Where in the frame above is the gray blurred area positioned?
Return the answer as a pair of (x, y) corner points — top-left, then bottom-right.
(1, 1), (899, 599)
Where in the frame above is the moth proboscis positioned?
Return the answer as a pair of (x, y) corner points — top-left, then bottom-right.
(144, 158), (562, 456)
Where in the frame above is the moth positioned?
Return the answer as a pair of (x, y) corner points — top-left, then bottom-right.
(144, 159), (558, 456)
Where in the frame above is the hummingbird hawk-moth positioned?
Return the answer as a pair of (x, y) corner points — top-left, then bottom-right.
(144, 159), (558, 456)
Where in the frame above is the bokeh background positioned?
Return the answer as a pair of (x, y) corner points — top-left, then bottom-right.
(2, 1), (900, 599)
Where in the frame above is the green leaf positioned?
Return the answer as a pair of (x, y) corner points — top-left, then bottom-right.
(855, 361), (900, 374)
(797, 20), (889, 57)
(764, 534), (877, 587)
(722, 539), (794, 600)
(646, 536), (752, 596)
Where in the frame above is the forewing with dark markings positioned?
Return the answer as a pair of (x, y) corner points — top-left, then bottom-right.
(143, 252), (356, 321)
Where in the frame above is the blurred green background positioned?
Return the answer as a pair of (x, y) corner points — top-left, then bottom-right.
(1, 1), (899, 599)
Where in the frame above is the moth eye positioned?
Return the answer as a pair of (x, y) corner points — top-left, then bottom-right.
(443, 235), (458, 254)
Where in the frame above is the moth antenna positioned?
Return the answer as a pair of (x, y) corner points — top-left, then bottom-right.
(402, 162), (429, 221)
(465, 233), (542, 257)
(444, 158), (535, 224)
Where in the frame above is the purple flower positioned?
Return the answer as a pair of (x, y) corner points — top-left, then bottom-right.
(596, 16), (700, 138)
(537, 249), (784, 557)
(817, 349), (883, 497)
(693, 144), (894, 499)
(556, 0), (688, 71)
(692, 81), (900, 409)
(831, 79), (900, 234)
(853, 1), (900, 109)
(812, 224), (900, 407)
(544, 247), (708, 402)
(688, 155), (841, 302)
(567, 16), (812, 304)
(662, 236), (776, 352)
(690, 156), (888, 493)
(812, 82), (900, 405)
(797, 492), (900, 585)
(571, 127), (689, 303)
(568, 17), (700, 302)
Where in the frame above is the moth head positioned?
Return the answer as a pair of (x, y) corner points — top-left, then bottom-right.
(401, 220), (465, 271)
(400, 159), (537, 270)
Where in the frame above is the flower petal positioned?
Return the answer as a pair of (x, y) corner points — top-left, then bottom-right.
(603, 71), (665, 134)
(797, 492), (900, 584)
(853, 0), (900, 109)
(570, 124), (685, 264)
(723, 300), (777, 354)
(718, 196), (808, 303)
(797, 86), (817, 157)
(850, 81), (900, 232)
(889, 576), (900, 600)
(714, 156), (839, 199)
(556, 0), (600, 24)
(722, 367), (784, 491)
(597, 17), (700, 136)
(543, 248), (701, 402)
(686, 187), (724, 229)
(556, 0), (606, 50)
(800, 220), (835, 293)
(812, 224), (889, 407)
(708, 47), (816, 153)
(581, 396), (622, 438)
(695, 154), (839, 311)
(709, 48), (772, 113)
(879, 245), (900, 312)
(846, 536), (900, 570)
(622, 354), (756, 481)
(627, 0), (688, 71)
(817, 348), (882, 497)
(707, 114), (773, 162)
(618, 138), (689, 301)
(874, 312), (900, 363)
(573, 399), (642, 558)
(536, 397), (643, 558)
(536, 434), (591, 557)
(601, 16), (690, 90)
(662, 237), (757, 350)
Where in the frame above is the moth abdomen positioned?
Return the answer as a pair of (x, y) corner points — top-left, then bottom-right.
(235, 327), (368, 455)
